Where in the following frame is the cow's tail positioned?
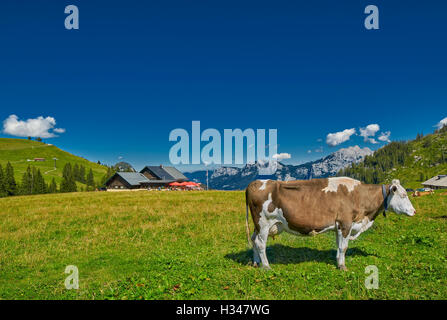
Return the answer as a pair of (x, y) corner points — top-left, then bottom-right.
(245, 203), (252, 247)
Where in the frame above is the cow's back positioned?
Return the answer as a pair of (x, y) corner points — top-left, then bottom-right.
(246, 178), (367, 235)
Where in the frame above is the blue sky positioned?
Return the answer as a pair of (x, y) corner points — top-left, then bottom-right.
(1, 0), (446, 171)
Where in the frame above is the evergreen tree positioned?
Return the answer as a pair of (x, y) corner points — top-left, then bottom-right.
(100, 166), (116, 187)
(0, 164), (7, 197)
(60, 163), (77, 193)
(33, 169), (47, 194)
(20, 166), (33, 195)
(5, 162), (17, 195)
(73, 164), (80, 182)
(86, 169), (95, 191)
(79, 165), (86, 183)
(48, 178), (58, 193)
(419, 172), (425, 182)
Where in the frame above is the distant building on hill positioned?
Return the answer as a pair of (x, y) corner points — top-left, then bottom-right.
(105, 165), (187, 190)
(422, 175), (447, 190)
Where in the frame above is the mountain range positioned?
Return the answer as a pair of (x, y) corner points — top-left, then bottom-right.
(184, 145), (373, 190)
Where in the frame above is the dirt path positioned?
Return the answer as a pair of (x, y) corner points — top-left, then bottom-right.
(44, 168), (57, 175)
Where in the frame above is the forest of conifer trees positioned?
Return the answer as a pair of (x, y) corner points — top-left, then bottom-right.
(0, 162), (116, 198)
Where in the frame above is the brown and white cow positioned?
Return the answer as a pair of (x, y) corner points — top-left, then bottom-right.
(245, 177), (416, 270)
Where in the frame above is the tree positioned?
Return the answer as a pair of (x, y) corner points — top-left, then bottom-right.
(419, 172), (425, 182)
(48, 178), (58, 193)
(86, 169), (95, 191)
(5, 162), (17, 196)
(73, 164), (80, 182)
(60, 163), (77, 193)
(20, 166), (33, 195)
(32, 169), (47, 194)
(79, 165), (86, 183)
(100, 166), (116, 187)
(36, 137), (42, 142)
(0, 165), (7, 198)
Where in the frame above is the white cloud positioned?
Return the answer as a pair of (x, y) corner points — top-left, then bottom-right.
(272, 153), (291, 160)
(326, 128), (356, 147)
(307, 150), (312, 154)
(435, 117), (447, 129)
(359, 124), (380, 144)
(53, 128), (66, 134)
(378, 131), (391, 143)
(2, 114), (65, 138)
(315, 146), (323, 153)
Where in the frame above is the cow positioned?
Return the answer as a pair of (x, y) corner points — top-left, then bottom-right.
(245, 177), (416, 271)
(412, 190), (434, 197)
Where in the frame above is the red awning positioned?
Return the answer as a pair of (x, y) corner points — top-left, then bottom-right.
(184, 182), (200, 186)
(169, 181), (200, 187)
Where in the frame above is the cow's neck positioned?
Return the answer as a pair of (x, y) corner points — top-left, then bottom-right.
(366, 184), (390, 221)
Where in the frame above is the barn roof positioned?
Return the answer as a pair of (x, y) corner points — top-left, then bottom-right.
(111, 172), (151, 186)
(140, 165), (187, 181)
(162, 166), (187, 180)
(422, 175), (447, 187)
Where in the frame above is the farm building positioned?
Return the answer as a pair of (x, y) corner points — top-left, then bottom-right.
(105, 165), (187, 190)
(422, 175), (447, 190)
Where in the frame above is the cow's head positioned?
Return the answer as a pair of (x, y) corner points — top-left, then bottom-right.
(387, 179), (416, 216)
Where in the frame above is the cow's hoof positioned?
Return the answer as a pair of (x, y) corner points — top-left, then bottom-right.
(253, 262), (259, 268)
(338, 265), (348, 271)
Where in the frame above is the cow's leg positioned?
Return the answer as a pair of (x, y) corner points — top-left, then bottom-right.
(254, 227), (270, 270)
(251, 231), (261, 267)
(336, 225), (351, 271)
(335, 227), (340, 260)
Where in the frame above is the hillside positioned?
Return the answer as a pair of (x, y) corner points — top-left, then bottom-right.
(0, 138), (108, 187)
(340, 127), (447, 189)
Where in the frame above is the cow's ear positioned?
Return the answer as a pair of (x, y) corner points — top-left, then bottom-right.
(392, 179), (400, 185)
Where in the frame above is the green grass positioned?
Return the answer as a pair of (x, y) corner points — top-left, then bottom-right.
(0, 138), (108, 186)
(0, 190), (446, 300)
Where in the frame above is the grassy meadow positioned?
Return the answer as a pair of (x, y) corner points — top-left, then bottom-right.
(0, 190), (446, 300)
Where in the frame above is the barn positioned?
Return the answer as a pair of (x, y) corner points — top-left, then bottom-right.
(105, 165), (187, 190)
(105, 172), (151, 190)
(422, 175), (447, 190)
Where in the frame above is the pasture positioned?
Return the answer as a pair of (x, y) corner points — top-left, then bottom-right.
(0, 190), (446, 300)
(0, 138), (107, 185)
